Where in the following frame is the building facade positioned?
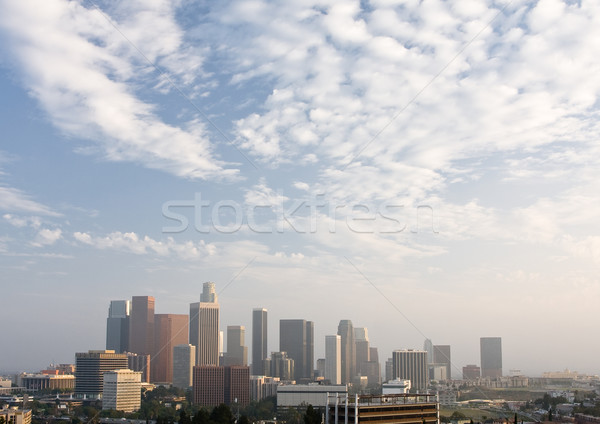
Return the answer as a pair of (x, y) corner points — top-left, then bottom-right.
(106, 300), (130, 353)
(325, 335), (341, 385)
(173, 344), (196, 389)
(102, 369), (142, 413)
(129, 296), (155, 356)
(280, 319), (314, 381)
(480, 337), (502, 378)
(75, 350), (128, 399)
(391, 350), (428, 391)
(152, 314), (189, 383)
(189, 302), (220, 366)
(337, 320), (356, 385)
(225, 325), (248, 366)
(252, 308), (268, 375)
(433, 345), (451, 380)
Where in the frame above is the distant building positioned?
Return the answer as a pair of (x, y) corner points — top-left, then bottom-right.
(337, 320), (355, 385)
(277, 384), (347, 412)
(0, 407), (32, 424)
(173, 344), (196, 389)
(436, 389), (457, 406)
(365, 347), (381, 386)
(250, 376), (280, 401)
(129, 296), (155, 356)
(423, 339), (433, 365)
(268, 351), (295, 381)
(106, 300), (130, 353)
(280, 319), (314, 381)
(325, 335), (341, 385)
(316, 358), (326, 378)
(126, 352), (150, 383)
(190, 284), (220, 367)
(152, 314), (188, 383)
(382, 379), (411, 394)
(225, 325), (248, 366)
(192, 366), (249, 407)
(480, 337), (502, 378)
(75, 350), (128, 399)
(429, 363), (447, 381)
(102, 369), (142, 413)
(19, 374), (75, 391)
(391, 350), (428, 391)
(462, 364), (481, 380)
(252, 308), (268, 375)
(433, 345), (451, 380)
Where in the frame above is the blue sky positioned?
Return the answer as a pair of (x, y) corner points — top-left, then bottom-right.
(1, 0), (600, 376)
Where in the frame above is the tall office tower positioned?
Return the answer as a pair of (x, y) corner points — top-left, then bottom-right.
(224, 366), (250, 406)
(325, 335), (341, 384)
(480, 337), (502, 378)
(129, 296), (155, 356)
(200, 282), (218, 303)
(126, 353), (150, 383)
(385, 358), (394, 382)
(226, 326), (248, 366)
(102, 369), (142, 413)
(152, 314), (189, 383)
(316, 359), (325, 378)
(366, 347), (381, 386)
(106, 300), (130, 353)
(190, 284), (220, 366)
(193, 366), (224, 406)
(252, 308), (268, 375)
(75, 350), (128, 399)
(391, 350), (428, 391)
(433, 345), (452, 380)
(279, 319), (314, 381)
(269, 352), (294, 381)
(423, 339), (433, 364)
(355, 328), (370, 376)
(173, 344), (196, 389)
(337, 320), (356, 384)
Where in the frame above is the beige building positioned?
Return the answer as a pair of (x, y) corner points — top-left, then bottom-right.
(0, 407), (32, 424)
(102, 369), (142, 413)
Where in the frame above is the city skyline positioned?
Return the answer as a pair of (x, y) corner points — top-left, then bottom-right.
(2, 0), (600, 378)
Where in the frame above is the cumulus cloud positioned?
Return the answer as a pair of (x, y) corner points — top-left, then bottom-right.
(32, 228), (62, 247)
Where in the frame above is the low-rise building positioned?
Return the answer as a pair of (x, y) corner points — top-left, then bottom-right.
(0, 407), (32, 424)
(102, 369), (142, 413)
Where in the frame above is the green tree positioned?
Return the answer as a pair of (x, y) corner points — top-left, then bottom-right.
(210, 404), (234, 424)
(180, 410), (192, 424)
(450, 411), (466, 420)
(192, 408), (210, 424)
(303, 405), (321, 424)
(239, 416), (250, 424)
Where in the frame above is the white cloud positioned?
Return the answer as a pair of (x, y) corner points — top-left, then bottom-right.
(0, 0), (238, 180)
(0, 187), (60, 216)
(32, 228), (62, 247)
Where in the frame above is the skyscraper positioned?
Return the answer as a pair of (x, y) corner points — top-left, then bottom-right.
(480, 337), (502, 378)
(433, 345), (451, 380)
(173, 344), (196, 389)
(252, 308), (268, 375)
(129, 296), (155, 356)
(354, 327), (370, 376)
(279, 319), (314, 381)
(190, 283), (220, 366)
(152, 314), (189, 383)
(226, 325), (248, 366)
(391, 349), (428, 391)
(325, 335), (341, 384)
(106, 300), (130, 353)
(423, 339), (433, 364)
(75, 350), (128, 399)
(337, 320), (355, 384)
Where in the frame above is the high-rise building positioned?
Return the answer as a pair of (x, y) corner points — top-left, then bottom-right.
(126, 352), (150, 383)
(152, 314), (189, 383)
(102, 369), (142, 412)
(316, 358), (325, 378)
(355, 328), (370, 377)
(480, 337), (502, 378)
(325, 335), (341, 384)
(173, 344), (196, 389)
(190, 283), (220, 366)
(423, 339), (433, 364)
(337, 320), (355, 384)
(269, 352), (294, 381)
(462, 364), (481, 380)
(365, 347), (381, 386)
(252, 308), (268, 375)
(106, 300), (130, 353)
(224, 366), (250, 406)
(75, 350), (128, 399)
(279, 319), (314, 381)
(226, 325), (248, 366)
(129, 296), (155, 356)
(200, 282), (218, 303)
(433, 345), (451, 380)
(391, 350), (428, 391)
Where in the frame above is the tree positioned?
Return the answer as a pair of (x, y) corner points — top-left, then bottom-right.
(192, 408), (210, 424)
(210, 404), (234, 424)
(548, 408), (553, 422)
(239, 416), (250, 424)
(180, 410), (192, 424)
(304, 405), (321, 424)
